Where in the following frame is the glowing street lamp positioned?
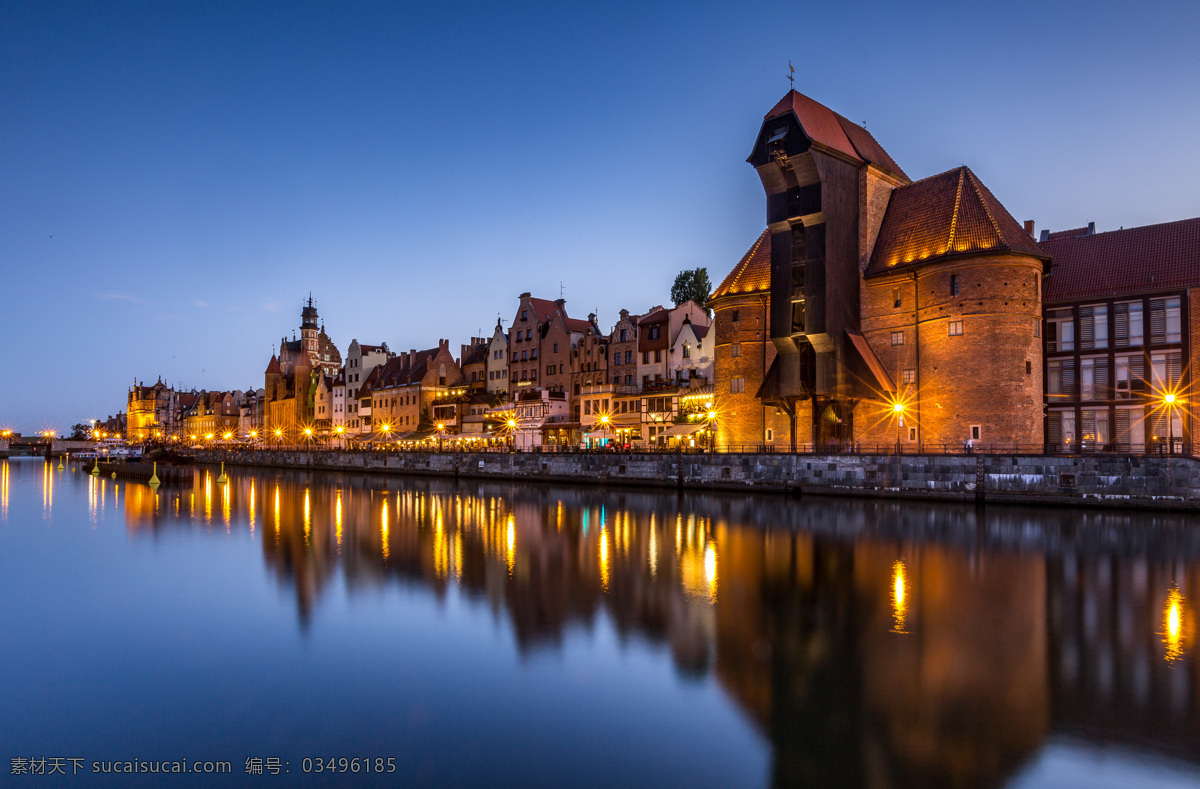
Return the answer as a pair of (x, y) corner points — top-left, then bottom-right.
(1161, 392), (1181, 454)
(274, 428), (283, 447)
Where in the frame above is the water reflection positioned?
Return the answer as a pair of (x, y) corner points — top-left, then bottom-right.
(23, 460), (1200, 787)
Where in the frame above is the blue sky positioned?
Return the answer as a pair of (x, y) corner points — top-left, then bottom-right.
(3, 0), (1199, 432)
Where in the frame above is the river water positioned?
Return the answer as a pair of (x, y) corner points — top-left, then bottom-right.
(2, 457), (1199, 787)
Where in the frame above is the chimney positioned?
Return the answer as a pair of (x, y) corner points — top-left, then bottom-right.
(1023, 220), (1035, 238)
(519, 291), (531, 299)
(555, 298), (566, 308)
(1039, 229), (1050, 243)
(1086, 221), (1095, 235)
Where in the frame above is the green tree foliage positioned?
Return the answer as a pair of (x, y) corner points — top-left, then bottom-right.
(671, 268), (712, 315)
(68, 423), (91, 440)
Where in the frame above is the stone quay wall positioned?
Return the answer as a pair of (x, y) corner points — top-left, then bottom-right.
(192, 449), (1200, 511)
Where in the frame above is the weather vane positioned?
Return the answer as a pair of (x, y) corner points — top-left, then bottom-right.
(787, 60), (794, 90)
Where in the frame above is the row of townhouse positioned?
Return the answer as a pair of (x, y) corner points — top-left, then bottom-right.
(243, 290), (719, 448)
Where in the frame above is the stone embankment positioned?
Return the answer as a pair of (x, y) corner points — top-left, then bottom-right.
(192, 449), (1200, 511)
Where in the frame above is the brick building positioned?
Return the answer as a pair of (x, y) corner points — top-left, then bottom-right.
(1039, 218), (1200, 452)
(264, 298), (343, 439)
(363, 341), (465, 442)
(713, 89), (1047, 450)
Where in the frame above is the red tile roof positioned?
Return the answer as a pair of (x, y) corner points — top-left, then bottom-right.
(563, 317), (592, 333)
(866, 166), (1047, 277)
(1041, 217), (1200, 303)
(763, 90), (907, 180)
(711, 230), (771, 299)
(264, 354), (280, 374)
(527, 297), (563, 323)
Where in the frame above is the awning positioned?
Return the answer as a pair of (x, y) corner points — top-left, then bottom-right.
(845, 329), (896, 394)
(583, 427), (618, 440)
(393, 431), (420, 441)
(662, 423), (705, 438)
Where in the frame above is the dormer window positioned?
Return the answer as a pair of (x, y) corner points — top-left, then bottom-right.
(768, 125), (788, 143)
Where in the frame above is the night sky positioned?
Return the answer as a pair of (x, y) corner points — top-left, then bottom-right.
(3, 0), (1199, 432)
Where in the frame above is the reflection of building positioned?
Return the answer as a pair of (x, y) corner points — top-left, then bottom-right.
(120, 473), (1200, 786)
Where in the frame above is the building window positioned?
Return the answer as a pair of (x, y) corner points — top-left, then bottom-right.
(521, 310), (528, 320)
(893, 288), (901, 309)
(908, 427), (917, 441)
(970, 425), (981, 441)
(654, 350), (662, 362)
(1149, 297), (1182, 344)
(553, 343), (559, 353)
(547, 364), (555, 375)
(1114, 301), (1143, 346)
(682, 344), (691, 358)
(1047, 308), (1074, 351)
(625, 375), (632, 385)
(950, 274), (960, 296)
(1079, 304), (1108, 350)
(649, 325), (660, 340)
(903, 369), (915, 384)
(731, 343), (741, 358)
(891, 331), (904, 346)
(1026, 360), (1032, 375)
(948, 320), (963, 336)
(765, 429), (774, 442)
(620, 329), (627, 342)
(731, 309), (740, 322)
(731, 377), (745, 393)
(642, 351), (649, 364)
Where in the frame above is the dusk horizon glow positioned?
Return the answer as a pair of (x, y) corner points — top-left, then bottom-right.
(4, 0), (1199, 431)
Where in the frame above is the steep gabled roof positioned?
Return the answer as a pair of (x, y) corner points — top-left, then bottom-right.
(711, 230), (771, 300)
(866, 166), (1048, 277)
(265, 355), (280, 374)
(762, 90), (908, 180)
(1042, 217), (1200, 302)
(527, 297), (563, 323)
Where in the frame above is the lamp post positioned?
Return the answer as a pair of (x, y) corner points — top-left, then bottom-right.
(706, 409), (717, 452)
(274, 428), (284, 448)
(436, 423), (445, 452)
(892, 401), (905, 454)
(334, 424), (344, 450)
(507, 418), (517, 452)
(1163, 393), (1178, 454)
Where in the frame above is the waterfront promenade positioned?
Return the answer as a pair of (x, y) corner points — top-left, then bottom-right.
(193, 448), (1200, 511)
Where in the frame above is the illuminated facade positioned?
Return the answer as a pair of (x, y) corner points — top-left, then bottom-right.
(714, 89), (1048, 449)
(264, 298), (343, 439)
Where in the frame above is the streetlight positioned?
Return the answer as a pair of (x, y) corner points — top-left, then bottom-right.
(334, 424), (344, 449)
(892, 401), (905, 452)
(274, 428), (283, 447)
(1163, 392), (1180, 454)
(706, 409), (718, 452)
(507, 418), (517, 451)
(436, 422), (446, 452)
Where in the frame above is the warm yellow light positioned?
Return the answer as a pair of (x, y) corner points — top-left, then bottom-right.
(205, 433), (213, 440)
(437, 423), (445, 431)
(891, 559), (910, 634)
(1164, 586), (1187, 663)
(304, 427), (312, 436)
(600, 415), (609, 424)
(1164, 393), (1177, 405)
(507, 419), (517, 428)
(707, 410), (717, 420)
(274, 429), (282, 437)
(223, 432), (232, 440)
(893, 402), (905, 413)
(250, 431), (258, 439)
(335, 426), (344, 434)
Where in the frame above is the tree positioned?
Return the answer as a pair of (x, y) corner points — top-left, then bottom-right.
(671, 268), (712, 316)
(68, 423), (91, 440)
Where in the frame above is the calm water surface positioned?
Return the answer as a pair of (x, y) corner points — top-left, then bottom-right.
(3, 457), (1200, 787)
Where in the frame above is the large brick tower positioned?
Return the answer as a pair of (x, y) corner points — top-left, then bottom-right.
(746, 90), (909, 448)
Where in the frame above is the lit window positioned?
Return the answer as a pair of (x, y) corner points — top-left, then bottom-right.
(731, 377), (745, 394)
(891, 331), (904, 346)
(731, 343), (741, 358)
(948, 321), (963, 336)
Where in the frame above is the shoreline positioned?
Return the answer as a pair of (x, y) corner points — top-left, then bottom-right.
(187, 449), (1200, 512)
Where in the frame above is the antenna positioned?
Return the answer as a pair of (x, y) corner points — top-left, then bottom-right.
(787, 60), (794, 90)
(560, 281), (565, 299)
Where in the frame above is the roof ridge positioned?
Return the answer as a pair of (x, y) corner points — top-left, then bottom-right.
(713, 231), (766, 297)
(964, 168), (1005, 246)
(946, 168), (964, 253)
